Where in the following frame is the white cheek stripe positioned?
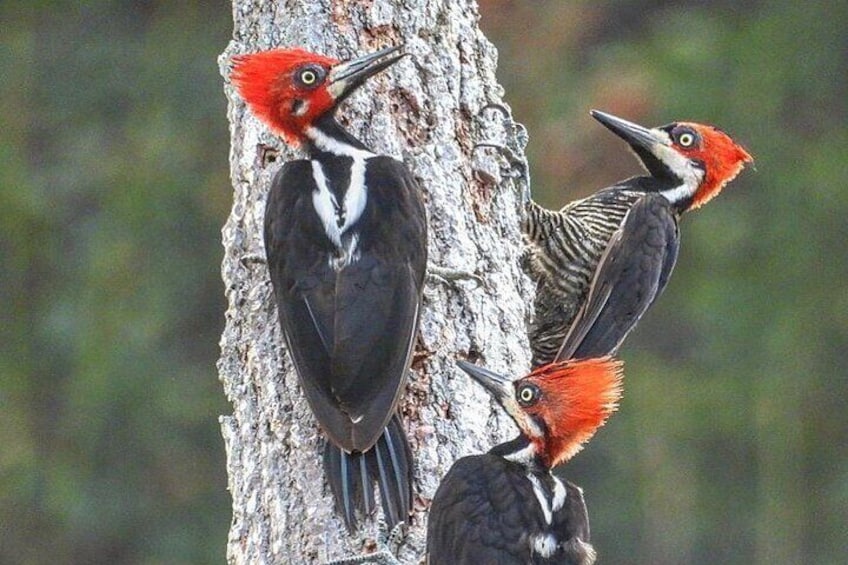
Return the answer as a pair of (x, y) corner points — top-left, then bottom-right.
(649, 138), (704, 206)
(294, 100), (309, 117)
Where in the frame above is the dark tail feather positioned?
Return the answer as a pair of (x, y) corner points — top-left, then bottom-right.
(323, 414), (413, 532)
(324, 441), (363, 529)
(370, 414), (413, 528)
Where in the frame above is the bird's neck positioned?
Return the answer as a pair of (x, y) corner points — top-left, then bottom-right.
(632, 146), (704, 212)
(492, 434), (548, 474)
(659, 181), (698, 213)
(617, 173), (695, 214)
(495, 434), (571, 531)
(304, 114), (374, 160)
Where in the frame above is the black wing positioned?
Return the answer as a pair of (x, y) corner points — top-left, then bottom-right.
(556, 192), (679, 360)
(264, 156), (427, 452)
(552, 478), (596, 565)
(327, 253), (422, 449)
(428, 455), (541, 564)
(428, 455), (596, 564)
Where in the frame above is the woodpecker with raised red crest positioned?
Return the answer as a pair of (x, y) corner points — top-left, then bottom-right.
(427, 357), (623, 564)
(231, 45), (426, 531)
(525, 110), (753, 366)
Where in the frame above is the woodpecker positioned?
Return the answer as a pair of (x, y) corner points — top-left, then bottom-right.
(427, 358), (623, 565)
(231, 45), (427, 531)
(525, 110), (753, 366)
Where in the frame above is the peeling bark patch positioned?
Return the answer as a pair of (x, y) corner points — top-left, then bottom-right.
(390, 87), (432, 146)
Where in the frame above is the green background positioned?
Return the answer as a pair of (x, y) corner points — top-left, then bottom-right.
(2, 1), (845, 563)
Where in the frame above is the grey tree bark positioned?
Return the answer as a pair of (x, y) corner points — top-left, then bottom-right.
(218, 1), (532, 562)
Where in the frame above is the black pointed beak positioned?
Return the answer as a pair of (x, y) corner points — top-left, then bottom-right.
(456, 360), (513, 406)
(590, 109), (667, 151)
(457, 360), (540, 438)
(328, 45), (406, 102)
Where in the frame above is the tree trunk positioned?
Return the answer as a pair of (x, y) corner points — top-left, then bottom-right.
(218, 1), (531, 562)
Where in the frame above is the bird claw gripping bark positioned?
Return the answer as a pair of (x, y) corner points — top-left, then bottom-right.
(426, 264), (485, 288)
(474, 103), (531, 202)
(323, 520), (406, 565)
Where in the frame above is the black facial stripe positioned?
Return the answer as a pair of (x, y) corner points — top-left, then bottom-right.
(633, 145), (675, 180)
(532, 415), (548, 437)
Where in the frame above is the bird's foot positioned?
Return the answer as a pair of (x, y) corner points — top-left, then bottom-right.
(323, 520), (406, 565)
(473, 141), (531, 195)
(426, 264), (484, 288)
(474, 142), (528, 174)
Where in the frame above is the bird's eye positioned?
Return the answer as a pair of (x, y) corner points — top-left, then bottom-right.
(674, 128), (699, 148)
(295, 65), (325, 89)
(516, 383), (540, 407)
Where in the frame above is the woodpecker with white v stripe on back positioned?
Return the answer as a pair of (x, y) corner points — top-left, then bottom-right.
(231, 45), (427, 532)
(427, 358), (623, 564)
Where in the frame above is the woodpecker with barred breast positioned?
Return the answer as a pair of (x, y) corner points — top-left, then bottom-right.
(427, 358), (623, 564)
(525, 110), (753, 366)
(231, 45), (426, 531)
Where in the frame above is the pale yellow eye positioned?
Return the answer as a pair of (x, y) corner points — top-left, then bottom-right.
(517, 384), (539, 406)
(679, 132), (695, 147)
(300, 70), (317, 85)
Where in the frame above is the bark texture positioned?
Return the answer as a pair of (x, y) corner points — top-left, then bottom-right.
(218, 1), (532, 562)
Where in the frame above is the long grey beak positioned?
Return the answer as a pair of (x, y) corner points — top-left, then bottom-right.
(456, 360), (542, 439)
(456, 360), (513, 405)
(590, 109), (666, 151)
(328, 45), (406, 102)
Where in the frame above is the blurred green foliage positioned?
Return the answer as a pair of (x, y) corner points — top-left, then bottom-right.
(1, 2), (231, 563)
(1, 0), (845, 563)
(482, 0), (847, 563)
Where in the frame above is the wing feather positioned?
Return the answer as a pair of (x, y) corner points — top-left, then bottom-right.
(264, 156), (426, 452)
(556, 193), (680, 360)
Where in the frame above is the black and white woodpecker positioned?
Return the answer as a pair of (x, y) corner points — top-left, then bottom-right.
(231, 45), (427, 531)
(427, 358), (623, 564)
(525, 110), (753, 366)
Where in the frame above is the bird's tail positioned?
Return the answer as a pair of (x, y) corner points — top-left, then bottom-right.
(323, 414), (413, 532)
